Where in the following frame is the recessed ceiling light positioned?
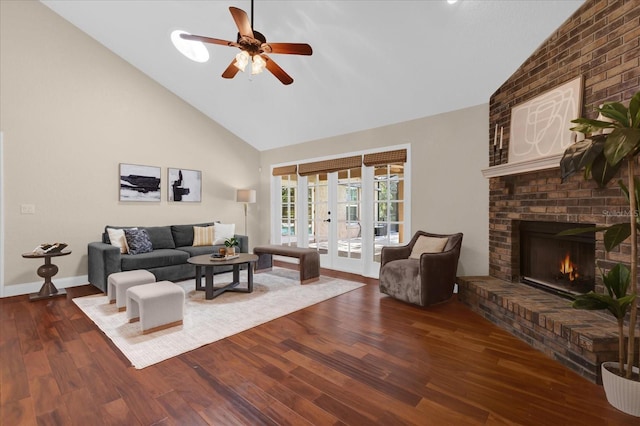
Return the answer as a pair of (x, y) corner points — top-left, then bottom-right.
(171, 30), (209, 63)
(447, 0), (458, 4)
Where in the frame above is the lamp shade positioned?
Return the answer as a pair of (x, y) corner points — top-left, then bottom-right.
(237, 189), (256, 203)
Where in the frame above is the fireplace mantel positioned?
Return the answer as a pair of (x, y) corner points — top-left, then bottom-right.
(481, 153), (563, 178)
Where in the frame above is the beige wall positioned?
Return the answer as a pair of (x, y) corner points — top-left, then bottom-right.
(0, 1), (260, 294)
(1, 1), (489, 295)
(259, 104), (490, 277)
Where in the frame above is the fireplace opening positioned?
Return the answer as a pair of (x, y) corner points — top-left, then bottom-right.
(519, 221), (595, 298)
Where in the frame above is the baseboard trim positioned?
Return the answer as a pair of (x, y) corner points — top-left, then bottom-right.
(2, 275), (89, 298)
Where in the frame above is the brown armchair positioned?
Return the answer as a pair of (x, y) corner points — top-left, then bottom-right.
(379, 231), (463, 307)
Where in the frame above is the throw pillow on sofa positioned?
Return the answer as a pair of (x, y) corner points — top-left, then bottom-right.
(213, 223), (235, 244)
(124, 228), (153, 255)
(193, 226), (214, 246)
(107, 227), (137, 254)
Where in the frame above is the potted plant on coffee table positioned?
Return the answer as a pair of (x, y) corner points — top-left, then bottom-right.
(560, 90), (640, 416)
(224, 237), (239, 256)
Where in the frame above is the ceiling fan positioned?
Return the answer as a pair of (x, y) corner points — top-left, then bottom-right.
(180, 1), (312, 85)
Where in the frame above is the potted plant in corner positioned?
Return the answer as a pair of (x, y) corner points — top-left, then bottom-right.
(560, 90), (640, 416)
(224, 237), (239, 256)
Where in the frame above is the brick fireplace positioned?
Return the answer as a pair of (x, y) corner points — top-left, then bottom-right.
(458, 0), (640, 384)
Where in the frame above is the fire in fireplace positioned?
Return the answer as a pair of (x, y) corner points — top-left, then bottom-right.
(519, 221), (596, 298)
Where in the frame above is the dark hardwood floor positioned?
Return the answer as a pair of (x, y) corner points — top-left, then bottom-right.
(1, 266), (637, 425)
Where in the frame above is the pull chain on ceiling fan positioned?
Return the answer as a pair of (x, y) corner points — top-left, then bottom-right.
(180, 0), (312, 85)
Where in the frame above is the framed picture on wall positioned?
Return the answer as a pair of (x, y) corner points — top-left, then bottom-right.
(168, 168), (202, 202)
(509, 75), (583, 164)
(119, 163), (161, 202)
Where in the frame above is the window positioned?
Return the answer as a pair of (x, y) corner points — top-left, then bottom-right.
(373, 163), (405, 261)
(280, 174), (297, 246)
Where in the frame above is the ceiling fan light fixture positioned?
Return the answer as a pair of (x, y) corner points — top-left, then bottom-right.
(234, 50), (250, 71)
(251, 55), (266, 75)
(170, 30), (209, 63)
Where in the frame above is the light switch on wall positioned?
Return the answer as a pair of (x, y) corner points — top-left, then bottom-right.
(20, 204), (35, 214)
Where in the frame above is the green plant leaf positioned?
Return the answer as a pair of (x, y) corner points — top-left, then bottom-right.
(572, 294), (609, 310)
(603, 223), (631, 251)
(629, 91), (640, 128)
(604, 128), (640, 165)
(601, 263), (630, 299)
(571, 260), (632, 320)
(557, 226), (610, 236)
(572, 292), (623, 319)
(570, 118), (616, 135)
(559, 136), (605, 181)
(589, 150), (622, 187)
(599, 102), (630, 127)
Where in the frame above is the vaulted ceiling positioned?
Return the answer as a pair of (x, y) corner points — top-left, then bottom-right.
(41, 0), (584, 151)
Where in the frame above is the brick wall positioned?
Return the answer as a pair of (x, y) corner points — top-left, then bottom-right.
(488, 0), (640, 292)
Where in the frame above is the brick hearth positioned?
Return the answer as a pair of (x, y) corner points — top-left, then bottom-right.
(457, 276), (621, 384)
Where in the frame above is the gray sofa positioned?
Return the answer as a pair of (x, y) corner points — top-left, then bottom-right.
(88, 222), (248, 292)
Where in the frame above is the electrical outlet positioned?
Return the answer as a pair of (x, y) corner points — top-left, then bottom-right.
(20, 204), (35, 214)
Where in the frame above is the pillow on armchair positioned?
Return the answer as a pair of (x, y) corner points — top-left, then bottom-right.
(409, 236), (448, 259)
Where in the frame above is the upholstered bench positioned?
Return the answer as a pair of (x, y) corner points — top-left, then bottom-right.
(107, 269), (156, 311)
(126, 281), (185, 334)
(253, 245), (320, 284)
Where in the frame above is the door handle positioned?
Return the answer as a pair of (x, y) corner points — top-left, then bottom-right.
(324, 218), (331, 223)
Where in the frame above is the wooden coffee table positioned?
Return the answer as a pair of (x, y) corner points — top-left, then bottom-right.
(187, 253), (258, 300)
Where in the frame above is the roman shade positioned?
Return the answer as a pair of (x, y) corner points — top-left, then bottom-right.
(272, 165), (297, 176)
(363, 149), (407, 166)
(298, 155), (362, 176)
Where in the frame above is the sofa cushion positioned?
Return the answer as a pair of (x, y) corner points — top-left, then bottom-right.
(124, 228), (153, 255)
(144, 226), (176, 249)
(177, 244), (225, 257)
(379, 259), (421, 305)
(121, 249), (190, 270)
(171, 222), (215, 247)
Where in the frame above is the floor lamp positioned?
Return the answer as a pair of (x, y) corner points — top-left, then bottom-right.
(236, 189), (256, 234)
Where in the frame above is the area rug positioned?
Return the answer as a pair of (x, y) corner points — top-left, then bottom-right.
(73, 268), (364, 369)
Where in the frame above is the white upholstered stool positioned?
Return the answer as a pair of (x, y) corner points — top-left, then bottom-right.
(107, 270), (156, 311)
(126, 281), (185, 334)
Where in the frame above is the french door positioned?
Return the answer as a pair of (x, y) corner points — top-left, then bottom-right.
(305, 167), (364, 273)
(272, 147), (409, 277)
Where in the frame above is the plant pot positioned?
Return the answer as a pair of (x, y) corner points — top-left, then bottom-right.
(225, 247), (235, 256)
(601, 361), (640, 417)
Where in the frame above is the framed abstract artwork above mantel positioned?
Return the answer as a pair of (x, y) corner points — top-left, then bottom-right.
(508, 75), (583, 165)
(119, 163), (161, 202)
(168, 168), (201, 202)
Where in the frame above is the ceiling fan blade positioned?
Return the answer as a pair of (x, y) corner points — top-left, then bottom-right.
(180, 33), (238, 48)
(262, 43), (313, 56)
(229, 7), (254, 39)
(263, 55), (293, 85)
(221, 59), (240, 79)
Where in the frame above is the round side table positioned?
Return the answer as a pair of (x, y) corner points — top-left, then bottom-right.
(21, 250), (71, 301)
